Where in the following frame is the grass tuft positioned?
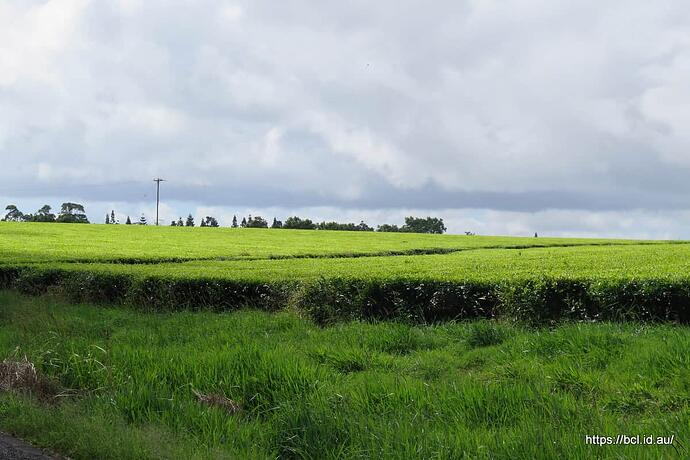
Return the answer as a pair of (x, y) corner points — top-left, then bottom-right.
(466, 321), (507, 348)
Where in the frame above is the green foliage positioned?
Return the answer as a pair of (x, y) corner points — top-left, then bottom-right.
(1, 291), (689, 459)
(245, 215), (268, 228)
(3, 222), (621, 263)
(317, 221), (374, 231)
(283, 216), (316, 229)
(104, 211), (117, 225)
(56, 202), (89, 224)
(466, 320), (507, 348)
(2, 222), (690, 325)
(402, 216), (447, 234)
(28, 205), (56, 223)
(377, 223), (400, 232)
(201, 216), (219, 227)
(3, 205), (25, 222)
(185, 214), (194, 227)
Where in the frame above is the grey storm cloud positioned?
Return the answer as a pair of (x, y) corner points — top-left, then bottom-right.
(2, 0), (690, 235)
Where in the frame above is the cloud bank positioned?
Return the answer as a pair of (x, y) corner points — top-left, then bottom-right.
(2, 0), (690, 236)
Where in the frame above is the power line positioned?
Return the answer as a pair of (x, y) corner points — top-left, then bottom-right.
(153, 178), (166, 226)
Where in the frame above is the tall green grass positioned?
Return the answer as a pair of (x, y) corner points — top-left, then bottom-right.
(0, 291), (687, 459)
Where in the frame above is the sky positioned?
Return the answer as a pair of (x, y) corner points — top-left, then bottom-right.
(2, 0), (690, 237)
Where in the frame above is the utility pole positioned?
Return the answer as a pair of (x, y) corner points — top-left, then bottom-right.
(153, 178), (166, 226)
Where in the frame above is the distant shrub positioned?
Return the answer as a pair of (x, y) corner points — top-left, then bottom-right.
(316, 221), (373, 231)
(377, 224), (400, 232)
(283, 217), (316, 230)
(245, 216), (269, 228)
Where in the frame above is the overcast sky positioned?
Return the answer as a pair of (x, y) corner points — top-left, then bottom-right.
(2, 0), (690, 237)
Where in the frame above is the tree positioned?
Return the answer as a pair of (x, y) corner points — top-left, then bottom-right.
(200, 219), (207, 227)
(111, 210), (117, 224)
(357, 220), (373, 232)
(170, 220), (177, 226)
(377, 224), (400, 232)
(185, 214), (195, 227)
(240, 217), (247, 228)
(2, 205), (24, 222)
(283, 216), (316, 230)
(105, 214), (110, 224)
(125, 216), (132, 225)
(139, 214), (147, 225)
(401, 216), (446, 234)
(316, 220), (374, 231)
(177, 217), (184, 227)
(271, 217), (282, 229)
(232, 215), (238, 228)
(203, 216), (219, 227)
(245, 216), (268, 228)
(56, 202), (89, 224)
(30, 205), (56, 223)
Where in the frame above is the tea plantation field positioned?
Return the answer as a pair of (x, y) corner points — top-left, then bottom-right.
(1, 222), (689, 458)
(0, 221), (650, 263)
(1, 222), (688, 324)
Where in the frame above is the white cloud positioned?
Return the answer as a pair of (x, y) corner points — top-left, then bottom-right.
(2, 0), (690, 237)
(219, 3), (243, 22)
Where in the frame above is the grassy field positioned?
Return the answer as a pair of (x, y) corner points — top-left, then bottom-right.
(1, 291), (688, 459)
(0, 222), (647, 264)
(43, 242), (690, 282)
(1, 223), (689, 458)
(1, 222), (689, 324)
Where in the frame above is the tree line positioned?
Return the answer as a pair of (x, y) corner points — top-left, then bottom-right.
(2, 203), (89, 223)
(3, 203), (447, 234)
(172, 214), (446, 234)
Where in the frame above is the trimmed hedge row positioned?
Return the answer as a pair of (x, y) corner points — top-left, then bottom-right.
(2, 265), (690, 325)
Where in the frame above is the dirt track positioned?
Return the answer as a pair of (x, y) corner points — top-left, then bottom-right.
(0, 433), (58, 459)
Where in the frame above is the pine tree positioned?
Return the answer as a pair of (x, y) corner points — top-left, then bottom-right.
(204, 216), (219, 227)
(232, 215), (238, 228)
(125, 216), (132, 225)
(185, 214), (195, 227)
(246, 216), (268, 228)
(139, 214), (147, 225)
(271, 217), (282, 229)
(111, 210), (116, 224)
(200, 219), (207, 227)
(177, 217), (184, 227)
(241, 217), (247, 228)
(170, 220), (177, 226)
(105, 214), (110, 224)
